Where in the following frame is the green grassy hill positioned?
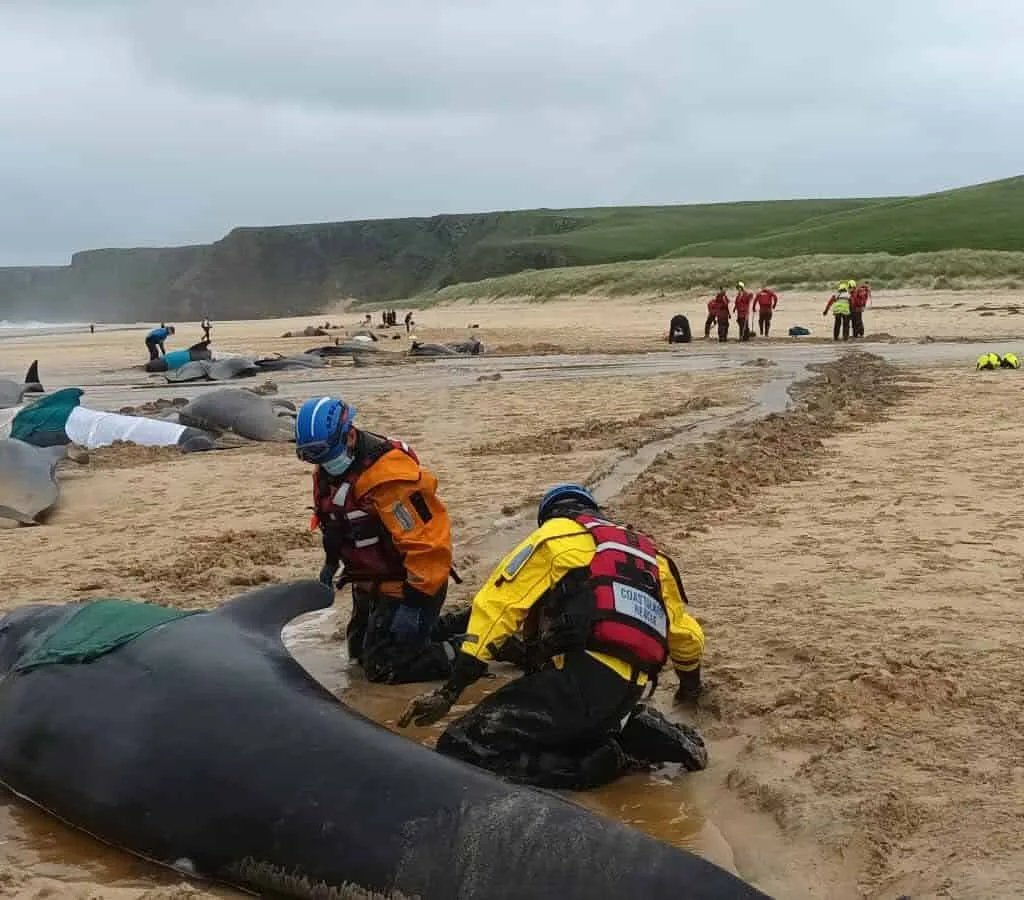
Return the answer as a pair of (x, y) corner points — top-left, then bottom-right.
(472, 198), (888, 266)
(1, 176), (1020, 320)
(667, 176), (1024, 259)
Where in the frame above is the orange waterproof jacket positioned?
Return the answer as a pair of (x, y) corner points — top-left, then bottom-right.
(312, 434), (452, 600)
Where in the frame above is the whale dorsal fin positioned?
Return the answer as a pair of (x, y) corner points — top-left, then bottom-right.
(216, 580), (332, 635)
(24, 361), (40, 387)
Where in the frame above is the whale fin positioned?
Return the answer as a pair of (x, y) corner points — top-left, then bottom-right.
(0, 504), (38, 525)
(22, 361), (43, 394)
(216, 580), (332, 635)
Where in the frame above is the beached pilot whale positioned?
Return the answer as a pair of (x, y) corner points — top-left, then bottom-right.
(0, 361), (44, 409)
(0, 439), (66, 524)
(0, 581), (767, 900)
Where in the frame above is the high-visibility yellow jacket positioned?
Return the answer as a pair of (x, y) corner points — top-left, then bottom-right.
(458, 517), (704, 685)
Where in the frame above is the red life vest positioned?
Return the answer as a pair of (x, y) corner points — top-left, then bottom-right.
(571, 514), (670, 677)
(311, 435), (418, 584)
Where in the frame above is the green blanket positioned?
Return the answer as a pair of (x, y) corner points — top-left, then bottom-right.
(10, 388), (83, 443)
(14, 598), (199, 673)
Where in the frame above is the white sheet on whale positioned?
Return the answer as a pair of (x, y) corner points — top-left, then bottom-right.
(65, 406), (187, 449)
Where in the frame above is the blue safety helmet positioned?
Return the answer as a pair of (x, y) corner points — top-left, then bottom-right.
(295, 396), (357, 464)
(537, 483), (598, 525)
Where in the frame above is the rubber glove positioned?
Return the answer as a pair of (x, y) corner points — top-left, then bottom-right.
(390, 604), (421, 643)
(398, 687), (453, 728)
(398, 654), (489, 727)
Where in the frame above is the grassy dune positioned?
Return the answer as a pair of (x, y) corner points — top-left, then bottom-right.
(430, 248), (1024, 303)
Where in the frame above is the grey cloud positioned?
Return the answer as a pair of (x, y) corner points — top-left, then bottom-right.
(0, 0), (1022, 265)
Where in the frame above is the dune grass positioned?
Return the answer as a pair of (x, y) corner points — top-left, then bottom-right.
(428, 248), (1024, 304)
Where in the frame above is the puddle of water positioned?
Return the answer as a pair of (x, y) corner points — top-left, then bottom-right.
(576, 768), (740, 875)
(285, 613), (748, 877)
(0, 798), (241, 896)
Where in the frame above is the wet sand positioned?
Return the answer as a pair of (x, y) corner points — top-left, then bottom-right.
(1, 291), (1023, 898)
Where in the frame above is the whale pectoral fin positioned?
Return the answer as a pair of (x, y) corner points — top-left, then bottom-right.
(217, 580), (333, 635)
(0, 505), (38, 525)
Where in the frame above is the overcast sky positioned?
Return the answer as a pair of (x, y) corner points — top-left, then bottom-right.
(1, 0), (1021, 266)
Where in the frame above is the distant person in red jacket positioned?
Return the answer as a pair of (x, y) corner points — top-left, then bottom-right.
(704, 289), (723, 339)
(753, 288), (779, 337)
(733, 282), (754, 341)
(705, 288), (731, 342)
(850, 281), (871, 338)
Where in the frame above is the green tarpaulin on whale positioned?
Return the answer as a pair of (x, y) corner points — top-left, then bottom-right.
(14, 598), (200, 673)
(9, 388), (83, 446)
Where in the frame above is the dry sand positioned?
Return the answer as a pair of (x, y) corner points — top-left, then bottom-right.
(0, 289), (1023, 898)
(608, 354), (1024, 898)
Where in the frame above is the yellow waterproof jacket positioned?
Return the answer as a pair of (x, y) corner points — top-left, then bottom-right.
(459, 517), (704, 685)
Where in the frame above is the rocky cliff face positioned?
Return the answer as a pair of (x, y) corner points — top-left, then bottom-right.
(0, 212), (581, 322)
(0, 246), (206, 322)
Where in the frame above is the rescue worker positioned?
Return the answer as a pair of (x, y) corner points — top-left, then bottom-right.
(733, 282), (754, 341)
(753, 287), (779, 337)
(976, 352), (1000, 370)
(295, 396), (460, 684)
(704, 289), (721, 339)
(399, 483), (707, 791)
(823, 282), (852, 341)
(849, 280), (870, 338)
(705, 288), (730, 342)
(1000, 352), (1021, 369)
(144, 324), (175, 360)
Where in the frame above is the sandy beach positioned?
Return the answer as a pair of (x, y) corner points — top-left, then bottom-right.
(1, 288), (1023, 898)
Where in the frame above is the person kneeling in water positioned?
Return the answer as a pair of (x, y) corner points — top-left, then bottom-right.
(295, 396), (462, 684)
(399, 483), (707, 790)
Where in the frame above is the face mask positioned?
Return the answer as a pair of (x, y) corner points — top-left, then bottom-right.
(320, 449), (354, 477)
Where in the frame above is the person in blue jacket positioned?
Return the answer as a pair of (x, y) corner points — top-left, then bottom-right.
(145, 324), (175, 360)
